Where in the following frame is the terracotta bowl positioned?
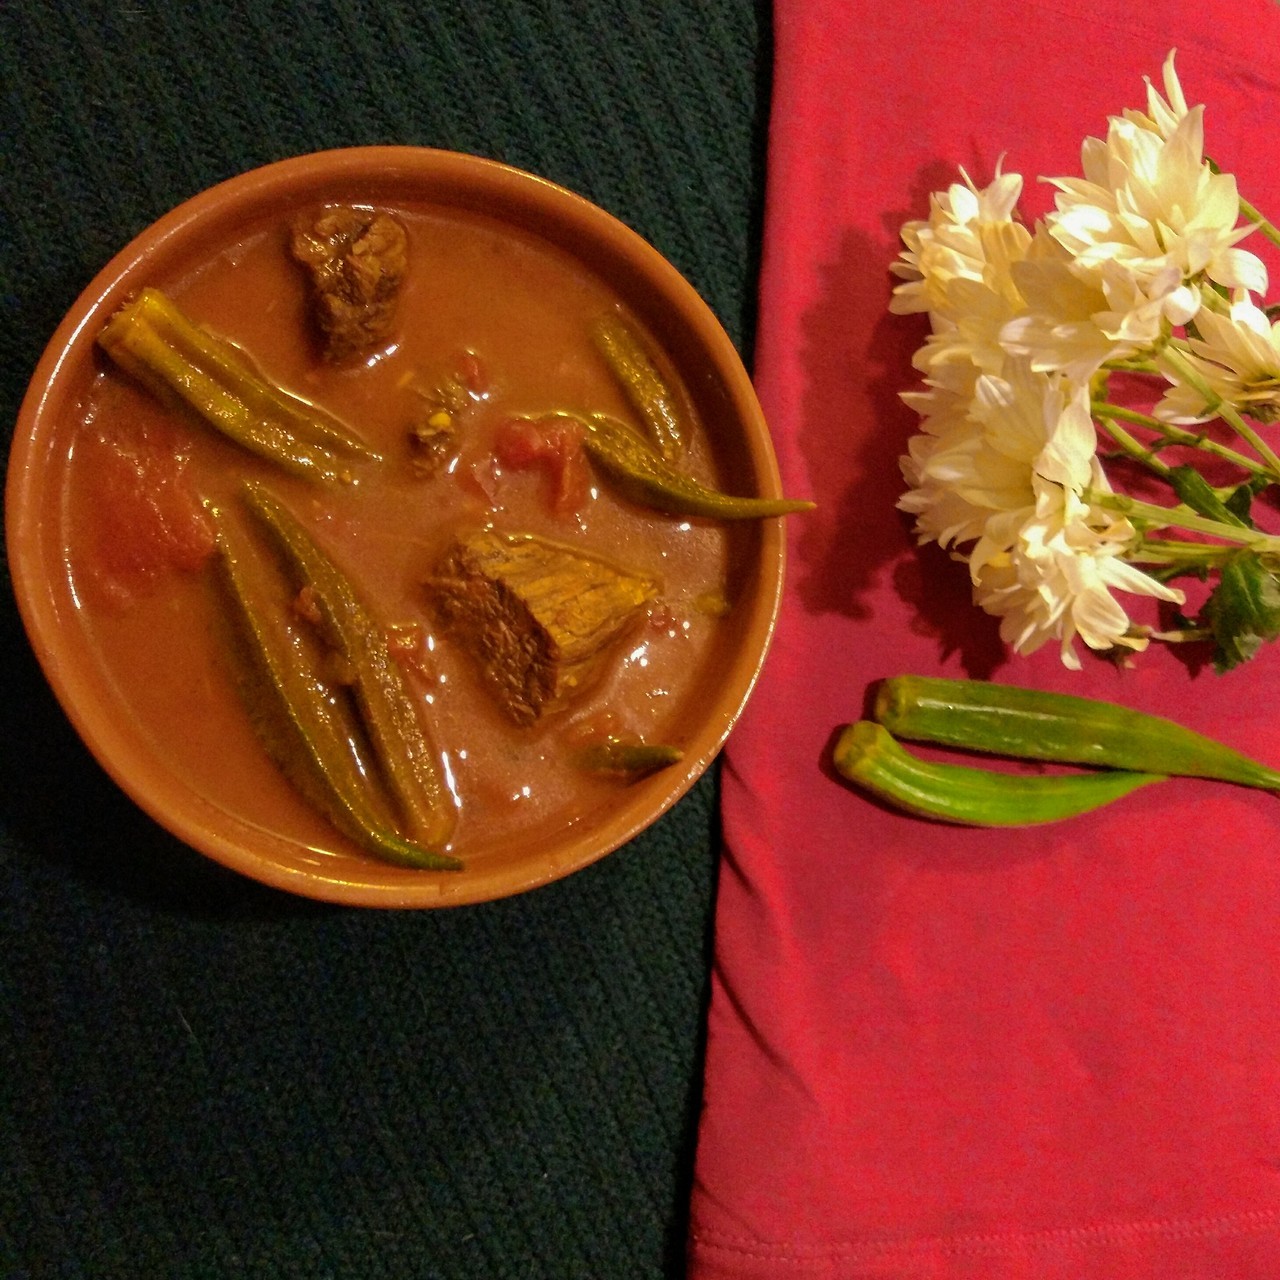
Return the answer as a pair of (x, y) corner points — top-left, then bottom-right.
(6, 146), (787, 907)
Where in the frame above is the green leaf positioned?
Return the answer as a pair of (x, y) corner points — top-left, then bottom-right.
(1167, 464), (1251, 528)
(1200, 552), (1280, 672)
(1224, 476), (1266, 526)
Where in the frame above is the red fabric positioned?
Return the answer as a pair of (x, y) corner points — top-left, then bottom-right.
(688, 4), (1280, 1277)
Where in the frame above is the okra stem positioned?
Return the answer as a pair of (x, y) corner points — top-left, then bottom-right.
(574, 741), (684, 774)
(579, 412), (815, 520)
(875, 675), (1280, 792)
(833, 721), (1164, 827)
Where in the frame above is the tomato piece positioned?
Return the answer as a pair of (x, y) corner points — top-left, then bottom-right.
(493, 414), (590, 513)
(76, 418), (216, 606)
(458, 351), (489, 398)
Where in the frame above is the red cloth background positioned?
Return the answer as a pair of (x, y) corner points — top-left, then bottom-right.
(688, 3), (1280, 1277)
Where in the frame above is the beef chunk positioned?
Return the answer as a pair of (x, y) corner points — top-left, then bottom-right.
(427, 530), (659, 724)
(290, 206), (409, 363)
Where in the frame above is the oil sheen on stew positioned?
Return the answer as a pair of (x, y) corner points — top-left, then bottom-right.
(63, 198), (747, 870)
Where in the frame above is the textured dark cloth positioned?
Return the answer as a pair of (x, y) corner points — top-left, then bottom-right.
(0, 3), (770, 1276)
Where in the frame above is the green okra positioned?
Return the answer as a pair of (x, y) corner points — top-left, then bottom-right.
(833, 721), (1165, 827)
(98, 287), (380, 483)
(574, 740), (684, 774)
(216, 523), (461, 871)
(579, 412), (815, 521)
(875, 675), (1280, 792)
(592, 311), (685, 461)
(243, 483), (456, 850)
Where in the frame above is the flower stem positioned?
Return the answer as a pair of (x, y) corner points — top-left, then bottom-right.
(1239, 194), (1280, 252)
(1148, 626), (1213, 643)
(1092, 401), (1273, 478)
(1095, 412), (1172, 477)
(1091, 489), (1280, 551)
(1161, 342), (1280, 478)
(1126, 538), (1240, 567)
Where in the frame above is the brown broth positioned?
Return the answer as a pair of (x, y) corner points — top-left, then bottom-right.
(63, 200), (739, 866)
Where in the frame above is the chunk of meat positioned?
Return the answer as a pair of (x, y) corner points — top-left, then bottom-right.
(427, 530), (659, 724)
(289, 206), (409, 362)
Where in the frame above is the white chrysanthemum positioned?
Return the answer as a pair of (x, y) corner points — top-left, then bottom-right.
(968, 494), (1184, 669)
(912, 273), (1027, 383)
(899, 361), (1184, 667)
(1155, 298), (1280, 423)
(1045, 90), (1267, 311)
(898, 378), (994, 548)
(1002, 226), (1170, 379)
(890, 167), (1030, 322)
(1122, 48), (1189, 141)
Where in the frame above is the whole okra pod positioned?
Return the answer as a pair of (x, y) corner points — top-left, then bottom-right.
(591, 311), (686, 462)
(833, 721), (1165, 827)
(580, 412), (815, 521)
(875, 675), (1280, 792)
(574, 741), (684, 774)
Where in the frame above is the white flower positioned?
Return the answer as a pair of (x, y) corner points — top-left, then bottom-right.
(1044, 74), (1267, 312)
(968, 500), (1183, 669)
(898, 378), (995, 548)
(1122, 48), (1189, 141)
(890, 166), (1030, 322)
(913, 274), (1026, 382)
(1002, 227), (1170, 379)
(899, 361), (1184, 667)
(1155, 297), (1280, 423)
(886, 53), (1280, 670)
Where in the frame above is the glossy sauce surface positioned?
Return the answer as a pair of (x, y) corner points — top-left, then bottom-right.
(63, 201), (740, 866)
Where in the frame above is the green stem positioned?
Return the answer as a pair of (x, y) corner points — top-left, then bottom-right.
(1195, 282), (1232, 316)
(1239, 194), (1280, 252)
(1093, 401), (1273, 478)
(1126, 538), (1242, 567)
(1147, 626), (1213, 643)
(1161, 342), (1280, 478)
(1095, 412), (1172, 477)
(1091, 489), (1280, 551)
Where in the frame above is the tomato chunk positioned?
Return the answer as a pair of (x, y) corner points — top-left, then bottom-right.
(76, 419), (216, 606)
(493, 414), (590, 513)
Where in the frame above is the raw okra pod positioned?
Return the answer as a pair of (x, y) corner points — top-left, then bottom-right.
(833, 721), (1165, 827)
(875, 675), (1280, 792)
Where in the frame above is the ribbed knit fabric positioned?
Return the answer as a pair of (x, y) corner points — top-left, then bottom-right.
(0, 3), (769, 1275)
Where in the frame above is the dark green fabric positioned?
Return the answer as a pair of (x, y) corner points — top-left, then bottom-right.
(0, 3), (771, 1275)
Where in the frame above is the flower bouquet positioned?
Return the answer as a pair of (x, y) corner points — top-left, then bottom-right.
(892, 51), (1280, 672)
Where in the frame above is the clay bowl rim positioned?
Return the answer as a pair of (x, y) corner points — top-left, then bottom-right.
(5, 145), (786, 908)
